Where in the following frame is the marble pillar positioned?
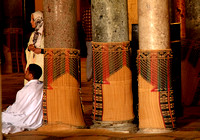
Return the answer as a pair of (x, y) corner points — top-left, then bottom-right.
(91, 0), (136, 133)
(181, 0), (200, 106)
(39, 0), (85, 131)
(138, 0), (170, 50)
(137, 0), (176, 133)
(43, 0), (78, 49)
(92, 0), (128, 42)
(185, 0), (200, 40)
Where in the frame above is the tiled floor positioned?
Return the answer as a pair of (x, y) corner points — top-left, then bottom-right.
(1, 58), (200, 140)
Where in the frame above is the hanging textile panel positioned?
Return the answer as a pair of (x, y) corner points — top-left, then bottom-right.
(92, 41), (134, 122)
(137, 49), (176, 129)
(43, 48), (85, 128)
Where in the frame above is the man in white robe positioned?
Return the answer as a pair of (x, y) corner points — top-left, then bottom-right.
(2, 64), (43, 134)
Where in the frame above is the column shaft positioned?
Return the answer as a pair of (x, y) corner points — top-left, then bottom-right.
(91, 0), (136, 133)
(181, 0), (200, 106)
(41, 0), (85, 130)
(138, 0), (170, 50)
(138, 0), (176, 133)
(92, 0), (128, 42)
(185, 0), (200, 40)
(43, 0), (77, 48)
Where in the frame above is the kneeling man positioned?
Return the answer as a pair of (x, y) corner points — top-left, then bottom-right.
(2, 64), (43, 134)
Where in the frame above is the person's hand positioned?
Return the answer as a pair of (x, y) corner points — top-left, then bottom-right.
(28, 44), (35, 51)
(33, 48), (42, 54)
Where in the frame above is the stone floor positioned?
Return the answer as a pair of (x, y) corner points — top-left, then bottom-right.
(1, 58), (200, 140)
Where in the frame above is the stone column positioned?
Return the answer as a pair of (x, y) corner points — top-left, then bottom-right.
(185, 0), (200, 40)
(137, 0), (176, 133)
(181, 0), (200, 106)
(91, 0), (136, 133)
(39, 0), (85, 131)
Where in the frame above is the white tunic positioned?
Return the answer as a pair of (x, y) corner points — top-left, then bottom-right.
(2, 80), (43, 134)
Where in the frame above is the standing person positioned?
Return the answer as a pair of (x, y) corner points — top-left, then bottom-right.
(82, 0), (92, 81)
(2, 64), (43, 134)
(25, 11), (44, 84)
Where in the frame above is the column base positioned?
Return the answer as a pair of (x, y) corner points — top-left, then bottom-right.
(137, 128), (173, 134)
(90, 120), (137, 133)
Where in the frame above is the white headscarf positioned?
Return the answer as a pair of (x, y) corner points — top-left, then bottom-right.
(32, 11), (44, 48)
